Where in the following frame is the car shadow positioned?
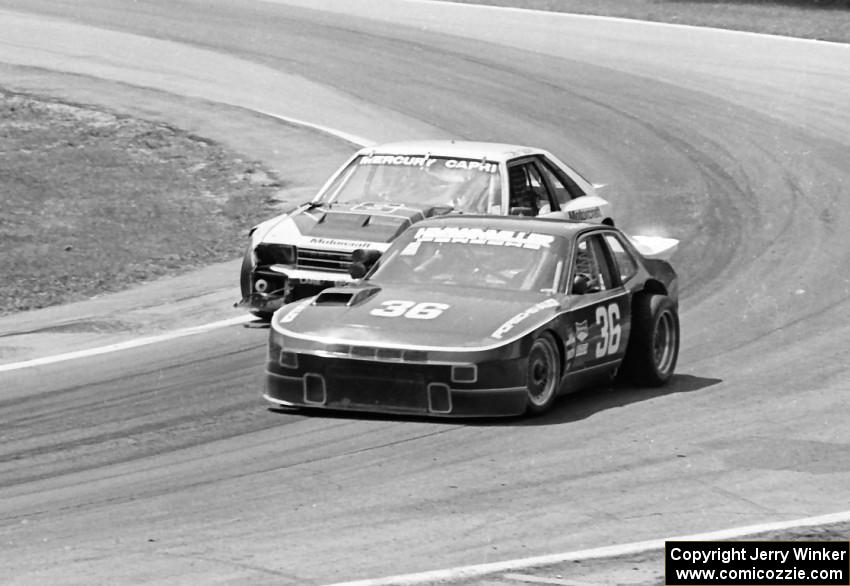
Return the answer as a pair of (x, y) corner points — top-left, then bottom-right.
(509, 373), (723, 427)
(266, 373), (721, 426)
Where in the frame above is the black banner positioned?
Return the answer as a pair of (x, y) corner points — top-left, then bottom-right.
(665, 541), (849, 585)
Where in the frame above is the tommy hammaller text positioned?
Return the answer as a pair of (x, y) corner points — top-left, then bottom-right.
(669, 546), (847, 565)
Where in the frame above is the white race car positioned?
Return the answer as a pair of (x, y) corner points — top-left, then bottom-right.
(238, 140), (632, 317)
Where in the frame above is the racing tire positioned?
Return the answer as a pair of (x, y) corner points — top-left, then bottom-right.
(621, 294), (679, 386)
(239, 243), (253, 300)
(525, 332), (561, 416)
(239, 245), (273, 321)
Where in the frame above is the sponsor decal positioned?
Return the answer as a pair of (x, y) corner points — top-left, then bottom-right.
(279, 299), (311, 324)
(575, 320), (589, 342)
(359, 155), (496, 173)
(565, 329), (576, 361)
(568, 207), (601, 221)
(349, 201), (413, 215)
(576, 343), (589, 357)
(490, 298), (560, 339)
(415, 226), (554, 250)
(360, 155), (438, 167)
(444, 159), (497, 173)
(307, 237), (374, 249)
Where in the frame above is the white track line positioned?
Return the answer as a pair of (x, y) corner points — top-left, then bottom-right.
(324, 510), (850, 586)
(255, 108), (370, 148)
(0, 315), (254, 373)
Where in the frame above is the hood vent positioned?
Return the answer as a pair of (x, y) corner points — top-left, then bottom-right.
(292, 203), (424, 243)
(312, 291), (355, 306)
(312, 286), (381, 307)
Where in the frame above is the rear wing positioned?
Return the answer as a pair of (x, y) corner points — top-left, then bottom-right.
(627, 234), (679, 261)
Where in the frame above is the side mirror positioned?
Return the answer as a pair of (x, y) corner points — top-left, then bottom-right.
(572, 273), (590, 295)
(349, 248), (382, 279)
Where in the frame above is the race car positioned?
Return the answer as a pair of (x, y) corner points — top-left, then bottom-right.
(238, 140), (616, 317)
(264, 215), (680, 417)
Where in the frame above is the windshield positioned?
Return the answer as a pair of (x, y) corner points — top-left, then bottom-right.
(369, 225), (568, 293)
(317, 155), (502, 213)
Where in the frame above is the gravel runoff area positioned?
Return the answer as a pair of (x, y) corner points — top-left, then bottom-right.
(0, 89), (282, 315)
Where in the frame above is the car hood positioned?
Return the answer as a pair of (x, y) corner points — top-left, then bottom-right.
(274, 283), (565, 350)
(258, 201), (452, 247)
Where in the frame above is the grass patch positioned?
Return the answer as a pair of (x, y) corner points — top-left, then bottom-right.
(448, 0), (850, 42)
(0, 90), (280, 315)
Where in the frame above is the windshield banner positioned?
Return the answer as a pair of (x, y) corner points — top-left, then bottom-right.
(413, 226), (554, 250)
(360, 155), (497, 173)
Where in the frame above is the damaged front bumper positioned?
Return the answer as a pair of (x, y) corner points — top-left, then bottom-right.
(237, 266), (356, 316)
(235, 291), (290, 315)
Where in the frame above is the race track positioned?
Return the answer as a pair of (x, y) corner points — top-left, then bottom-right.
(1, 1), (849, 584)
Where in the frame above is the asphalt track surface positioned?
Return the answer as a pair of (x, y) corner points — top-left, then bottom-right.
(1, 1), (849, 584)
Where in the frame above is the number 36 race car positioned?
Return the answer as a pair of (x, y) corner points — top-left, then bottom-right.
(239, 140), (618, 317)
(264, 215), (680, 417)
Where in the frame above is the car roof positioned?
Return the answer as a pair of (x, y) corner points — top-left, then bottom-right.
(415, 214), (602, 238)
(355, 140), (546, 163)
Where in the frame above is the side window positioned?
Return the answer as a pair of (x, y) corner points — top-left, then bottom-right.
(573, 235), (615, 294)
(539, 158), (585, 203)
(507, 162), (553, 216)
(603, 233), (638, 283)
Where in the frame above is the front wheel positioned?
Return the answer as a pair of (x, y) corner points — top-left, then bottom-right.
(525, 332), (561, 416)
(621, 294), (679, 386)
(239, 243), (254, 300)
(239, 245), (274, 321)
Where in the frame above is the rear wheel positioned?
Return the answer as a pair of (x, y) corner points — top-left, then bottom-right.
(525, 332), (560, 415)
(622, 294), (679, 386)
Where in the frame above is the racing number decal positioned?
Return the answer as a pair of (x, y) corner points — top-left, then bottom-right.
(594, 303), (621, 358)
(369, 300), (415, 317)
(370, 301), (449, 319)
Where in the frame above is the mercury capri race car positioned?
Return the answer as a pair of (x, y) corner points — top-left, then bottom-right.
(239, 140), (616, 317)
(265, 215), (680, 417)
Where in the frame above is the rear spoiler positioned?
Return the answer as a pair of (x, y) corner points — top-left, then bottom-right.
(627, 234), (679, 261)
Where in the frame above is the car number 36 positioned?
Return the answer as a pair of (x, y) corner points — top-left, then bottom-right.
(369, 300), (450, 319)
(595, 303), (621, 358)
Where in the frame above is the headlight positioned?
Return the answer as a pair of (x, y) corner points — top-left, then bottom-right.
(255, 243), (296, 265)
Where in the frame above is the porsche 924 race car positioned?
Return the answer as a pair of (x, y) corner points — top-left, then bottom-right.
(264, 215), (680, 417)
(239, 140), (615, 317)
